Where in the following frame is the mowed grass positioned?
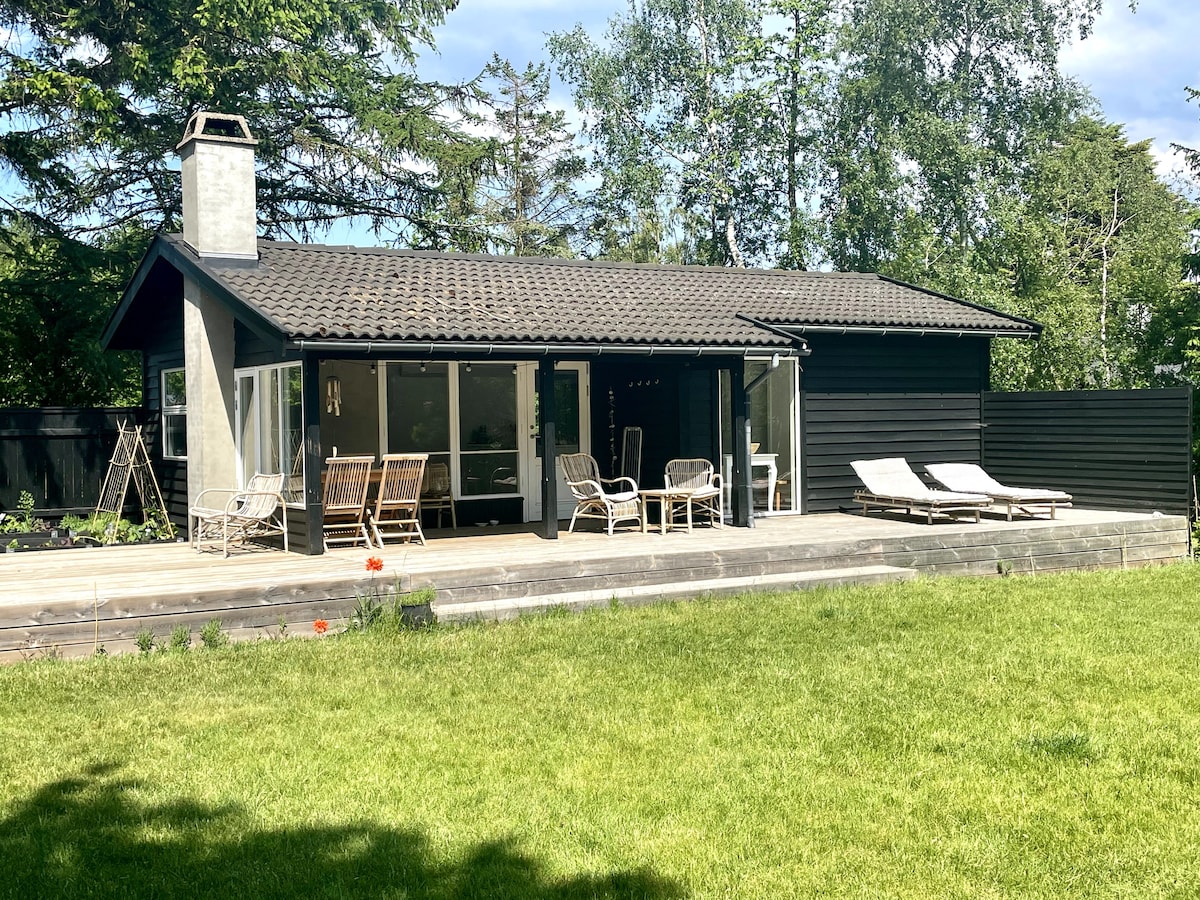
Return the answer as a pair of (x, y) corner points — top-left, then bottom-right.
(3, 566), (1200, 898)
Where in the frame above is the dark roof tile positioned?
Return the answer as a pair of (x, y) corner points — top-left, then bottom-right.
(182, 238), (1037, 347)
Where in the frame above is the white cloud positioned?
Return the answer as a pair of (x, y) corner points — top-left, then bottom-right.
(1061, 0), (1200, 182)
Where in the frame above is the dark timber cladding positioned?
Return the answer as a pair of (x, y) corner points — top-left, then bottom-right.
(801, 333), (990, 513)
(982, 388), (1193, 516)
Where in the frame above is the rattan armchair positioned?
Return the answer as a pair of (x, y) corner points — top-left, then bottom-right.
(664, 458), (724, 528)
(561, 452), (641, 536)
(190, 472), (288, 557)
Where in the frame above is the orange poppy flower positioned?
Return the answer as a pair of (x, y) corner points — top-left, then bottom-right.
(313, 619), (329, 634)
(365, 556), (384, 572)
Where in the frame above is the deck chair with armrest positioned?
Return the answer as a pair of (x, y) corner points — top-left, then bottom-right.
(370, 453), (428, 547)
(190, 472), (288, 557)
(925, 463), (1073, 521)
(322, 455), (375, 550)
(561, 452), (642, 536)
(850, 457), (991, 525)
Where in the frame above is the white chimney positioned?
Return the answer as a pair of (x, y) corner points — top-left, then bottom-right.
(177, 111), (258, 259)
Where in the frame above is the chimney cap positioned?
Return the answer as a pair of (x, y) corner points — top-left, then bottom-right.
(177, 111), (257, 151)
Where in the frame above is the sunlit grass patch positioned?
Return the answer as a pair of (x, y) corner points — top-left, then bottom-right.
(2, 564), (1200, 897)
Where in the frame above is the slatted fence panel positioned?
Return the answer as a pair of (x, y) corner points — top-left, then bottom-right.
(0, 408), (149, 516)
(981, 389), (1192, 515)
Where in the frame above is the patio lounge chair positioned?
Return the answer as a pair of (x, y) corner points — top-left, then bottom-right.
(370, 453), (428, 547)
(323, 455), (374, 550)
(926, 463), (1072, 521)
(190, 472), (288, 557)
(561, 452), (642, 536)
(665, 458), (724, 528)
(850, 457), (991, 525)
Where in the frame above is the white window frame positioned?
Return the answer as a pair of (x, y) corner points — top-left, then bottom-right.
(161, 367), (187, 461)
(234, 361), (304, 506)
(380, 361), (522, 501)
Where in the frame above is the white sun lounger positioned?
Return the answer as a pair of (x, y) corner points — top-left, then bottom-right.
(926, 463), (1072, 521)
(850, 458), (991, 524)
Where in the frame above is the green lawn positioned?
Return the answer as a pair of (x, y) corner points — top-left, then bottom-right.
(3, 565), (1200, 898)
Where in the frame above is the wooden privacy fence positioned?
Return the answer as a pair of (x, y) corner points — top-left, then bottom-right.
(801, 387), (1192, 516)
(982, 388), (1193, 516)
(0, 408), (149, 516)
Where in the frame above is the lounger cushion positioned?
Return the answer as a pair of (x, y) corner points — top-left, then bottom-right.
(851, 458), (990, 505)
(925, 463), (1072, 502)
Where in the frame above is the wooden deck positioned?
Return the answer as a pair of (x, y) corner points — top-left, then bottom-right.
(0, 508), (1188, 662)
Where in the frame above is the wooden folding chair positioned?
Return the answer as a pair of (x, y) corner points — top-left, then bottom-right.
(420, 461), (457, 529)
(370, 453), (428, 546)
(322, 455), (374, 550)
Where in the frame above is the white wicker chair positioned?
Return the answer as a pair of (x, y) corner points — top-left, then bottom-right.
(561, 452), (641, 536)
(665, 458), (724, 528)
(190, 472), (288, 557)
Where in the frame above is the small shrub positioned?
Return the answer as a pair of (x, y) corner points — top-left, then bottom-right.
(199, 619), (227, 650)
(997, 560), (1014, 577)
(135, 630), (156, 654)
(1, 491), (41, 534)
(168, 625), (191, 652)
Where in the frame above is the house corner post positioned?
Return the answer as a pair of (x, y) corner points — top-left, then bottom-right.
(539, 358), (559, 540)
(301, 353), (324, 554)
(731, 364), (752, 527)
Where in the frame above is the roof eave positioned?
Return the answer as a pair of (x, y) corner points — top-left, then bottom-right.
(103, 235), (289, 353)
(288, 338), (804, 358)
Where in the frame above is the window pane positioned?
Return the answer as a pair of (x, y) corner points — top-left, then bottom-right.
(238, 374), (257, 486)
(746, 359), (796, 512)
(284, 366), (304, 502)
(163, 370), (186, 408)
(554, 371), (580, 453)
(261, 367), (282, 475)
(387, 363), (450, 453)
(163, 413), (187, 458)
(461, 451), (519, 496)
(459, 365), (516, 451)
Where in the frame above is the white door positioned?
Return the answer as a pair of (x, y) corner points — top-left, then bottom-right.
(523, 362), (589, 521)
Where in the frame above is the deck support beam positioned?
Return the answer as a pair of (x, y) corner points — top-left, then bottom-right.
(731, 364), (752, 528)
(539, 357), (559, 540)
(301, 353), (324, 554)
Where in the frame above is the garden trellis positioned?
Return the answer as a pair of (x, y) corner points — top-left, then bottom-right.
(94, 421), (175, 541)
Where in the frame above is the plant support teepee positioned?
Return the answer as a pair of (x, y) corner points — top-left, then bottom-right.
(95, 421), (175, 542)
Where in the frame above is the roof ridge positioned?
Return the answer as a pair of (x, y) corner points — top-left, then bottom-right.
(255, 240), (878, 279)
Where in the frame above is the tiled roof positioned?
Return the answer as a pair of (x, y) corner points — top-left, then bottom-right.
(182, 237), (1038, 347)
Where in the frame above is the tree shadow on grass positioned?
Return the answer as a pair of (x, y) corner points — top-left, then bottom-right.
(0, 762), (687, 899)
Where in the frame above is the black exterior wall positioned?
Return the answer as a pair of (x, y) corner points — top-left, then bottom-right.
(800, 333), (991, 513)
(588, 359), (725, 488)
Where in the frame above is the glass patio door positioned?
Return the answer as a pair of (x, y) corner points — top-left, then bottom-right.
(524, 362), (589, 521)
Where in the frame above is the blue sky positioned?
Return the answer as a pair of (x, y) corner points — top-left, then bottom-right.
(421, 0), (1200, 190)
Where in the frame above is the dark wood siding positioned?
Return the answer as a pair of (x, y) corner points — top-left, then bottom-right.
(801, 334), (990, 512)
(982, 389), (1192, 515)
(142, 288), (188, 525)
(234, 322), (292, 369)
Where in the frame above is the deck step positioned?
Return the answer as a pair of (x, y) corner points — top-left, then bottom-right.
(433, 564), (917, 623)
